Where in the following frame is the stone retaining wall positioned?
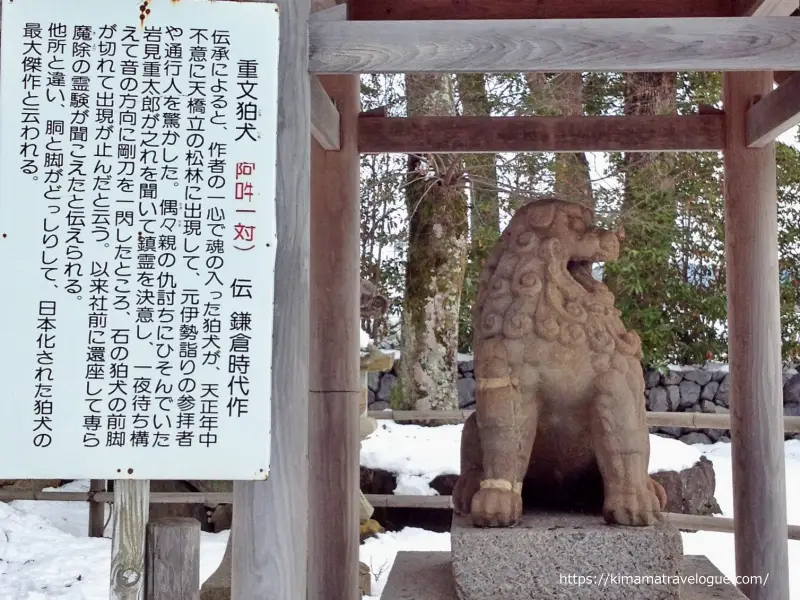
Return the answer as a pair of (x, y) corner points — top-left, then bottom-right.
(367, 358), (800, 444)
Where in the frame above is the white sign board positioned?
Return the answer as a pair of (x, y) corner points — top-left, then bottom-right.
(0, 0), (279, 480)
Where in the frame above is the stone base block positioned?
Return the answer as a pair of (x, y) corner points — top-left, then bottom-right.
(382, 552), (747, 600)
(451, 512), (683, 600)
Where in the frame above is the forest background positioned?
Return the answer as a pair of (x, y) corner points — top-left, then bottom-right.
(357, 71), (800, 412)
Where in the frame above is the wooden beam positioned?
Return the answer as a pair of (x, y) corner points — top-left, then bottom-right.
(723, 71), (790, 600)
(363, 495), (800, 540)
(310, 75), (341, 150)
(358, 115), (726, 153)
(310, 3), (347, 20)
(747, 72), (800, 147)
(308, 73), (361, 600)
(309, 18), (800, 74)
(232, 0), (310, 598)
(349, 0), (733, 20)
(734, 0), (797, 15)
(311, 0), (338, 11)
(773, 71), (795, 84)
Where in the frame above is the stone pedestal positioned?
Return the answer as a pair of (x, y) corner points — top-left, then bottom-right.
(451, 512), (683, 600)
(382, 552), (746, 600)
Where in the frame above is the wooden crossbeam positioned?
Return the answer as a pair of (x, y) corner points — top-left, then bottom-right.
(310, 75), (341, 150)
(348, 0), (732, 20)
(358, 115), (726, 154)
(309, 17), (800, 74)
(746, 72), (800, 147)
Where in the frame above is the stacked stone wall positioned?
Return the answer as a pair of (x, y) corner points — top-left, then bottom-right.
(368, 357), (800, 443)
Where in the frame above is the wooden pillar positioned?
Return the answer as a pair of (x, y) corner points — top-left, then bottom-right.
(723, 71), (790, 600)
(231, 0), (311, 597)
(89, 479), (106, 537)
(145, 518), (200, 600)
(308, 72), (361, 599)
(110, 480), (150, 600)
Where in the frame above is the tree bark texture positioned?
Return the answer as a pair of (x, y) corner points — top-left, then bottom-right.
(525, 73), (593, 208)
(455, 73), (500, 352)
(395, 74), (469, 412)
(604, 72), (678, 340)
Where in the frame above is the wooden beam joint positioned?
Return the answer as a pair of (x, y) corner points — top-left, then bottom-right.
(746, 72), (800, 147)
(734, 0), (798, 16)
(310, 74), (341, 150)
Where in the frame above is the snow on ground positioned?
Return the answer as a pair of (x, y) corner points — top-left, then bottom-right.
(360, 421), (462, 495)
(360, 419), (702, 495)
(359, 438), (800, 598)
(1, 430), (798, 599)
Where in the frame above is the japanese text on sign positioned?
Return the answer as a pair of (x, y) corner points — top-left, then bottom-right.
(0, 0), (279, 480)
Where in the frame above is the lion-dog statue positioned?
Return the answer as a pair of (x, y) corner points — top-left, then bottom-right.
(452, 198), (667, 528)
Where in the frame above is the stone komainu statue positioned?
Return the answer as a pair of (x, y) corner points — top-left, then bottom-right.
(452, 198), (667, 528)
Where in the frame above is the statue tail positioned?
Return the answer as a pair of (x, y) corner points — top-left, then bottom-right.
(649, 477), (668, 511)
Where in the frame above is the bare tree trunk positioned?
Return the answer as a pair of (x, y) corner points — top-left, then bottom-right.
(395, 74), (469, 412)
(525, 73), (593, 208)
(552, 74), (593, 208)
(604, 72), (678, 341)
(456, 74), (499, 248)
(620, 72), (677, 235)
(456, 73), (499, 350)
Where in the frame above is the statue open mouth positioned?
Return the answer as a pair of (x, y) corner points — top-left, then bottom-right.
(566, 259), (595, 292)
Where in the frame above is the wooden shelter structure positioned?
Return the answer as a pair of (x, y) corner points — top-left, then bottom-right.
(242, 0), (799, 599)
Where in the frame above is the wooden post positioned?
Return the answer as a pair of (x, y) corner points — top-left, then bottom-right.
(723, 70), (790, 600)
(231, 0), (311, 597)
(89, 479), (106, 538)
(145, 518), (200, 600)
(308, 69), (361, 600)
(110, 480), (150, 600)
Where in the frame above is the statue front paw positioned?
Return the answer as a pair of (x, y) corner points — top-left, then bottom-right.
(470, 485), (522, 527)
(603, 485), (663, 526)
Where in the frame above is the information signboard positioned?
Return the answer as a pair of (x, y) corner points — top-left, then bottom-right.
(0, 0), (279, 480)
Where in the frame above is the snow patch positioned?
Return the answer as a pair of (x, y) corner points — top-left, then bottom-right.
(360, 328), (373, 349)
(360, 421), (461, 492)
(648, 434), (703, 473)
(667, 364), (697, 372)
